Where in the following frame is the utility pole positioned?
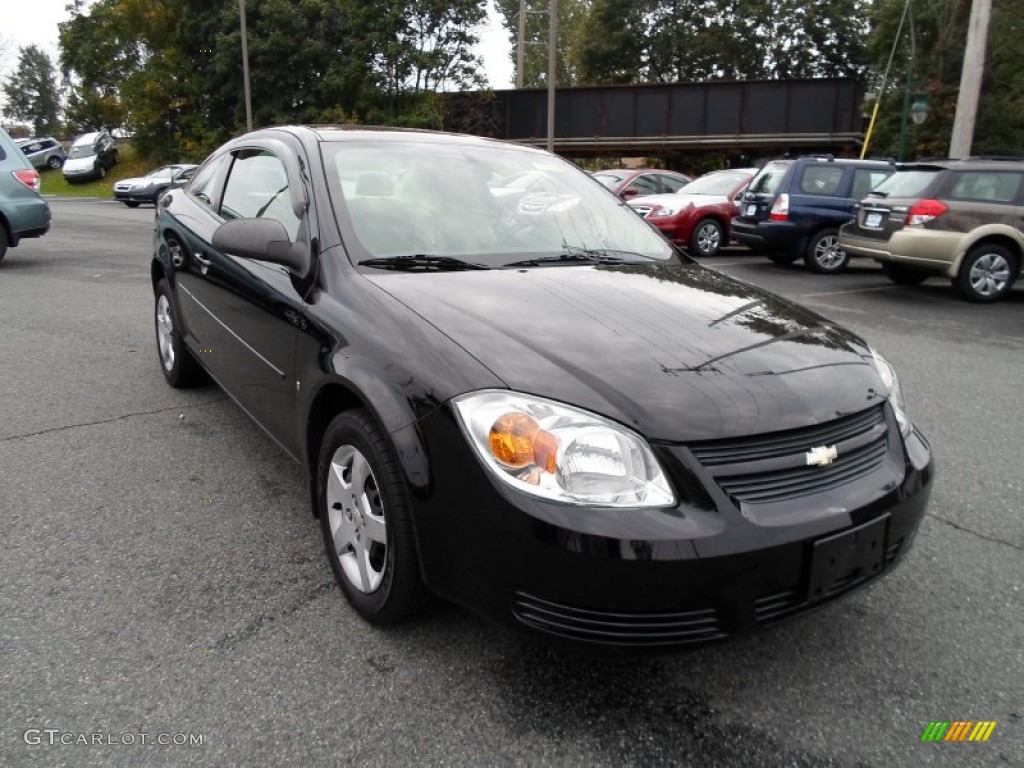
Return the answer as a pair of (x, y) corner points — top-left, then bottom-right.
(239, 0), (253, 132)
(949, 0), (992, 158)
(516, 0), (526, 89)
(546, 0), (557, 152)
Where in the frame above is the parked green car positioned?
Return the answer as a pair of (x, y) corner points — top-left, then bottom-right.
(0, 128), (51, 262)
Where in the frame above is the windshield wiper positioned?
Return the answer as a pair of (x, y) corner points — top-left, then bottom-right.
(504, 246), (649, 267)
(357, 255), (489, 271)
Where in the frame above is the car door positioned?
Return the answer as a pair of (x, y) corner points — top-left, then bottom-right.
(172, 142), (311, 458)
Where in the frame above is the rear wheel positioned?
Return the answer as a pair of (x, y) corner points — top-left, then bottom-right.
(955, 244), (1017, 302)
(0, 227), (8, 263)
(317, 409), (423, 625)
(47, 155), (63, 169)
(124, 201), (140, 208)
(689, 218), (723, 257)
(97, 164), (106, 179)
(881, 262), (930, 285)
(804, 229), (849, 273)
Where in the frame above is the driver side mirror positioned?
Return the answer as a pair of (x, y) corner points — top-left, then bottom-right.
(620, 187), (639, 199)
(212, 218), (308, 274)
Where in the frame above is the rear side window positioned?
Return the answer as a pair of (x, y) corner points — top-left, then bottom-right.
(799, 165), (844, 196)
(870, 169), (942, 198)
(948, 171), (1022, 203)
(851, 169), (893, 200)
(748, 162), (790, 195)
(659, 174), (687, 193)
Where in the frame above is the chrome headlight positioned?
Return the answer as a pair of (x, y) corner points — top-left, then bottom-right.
(871, 349), (911, 437)
(650, 207), (679, 218)
(452, 390), (676, 508)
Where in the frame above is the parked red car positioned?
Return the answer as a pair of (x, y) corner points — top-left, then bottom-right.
(592, 168), (693, 199)
(629, 168), (756, 257)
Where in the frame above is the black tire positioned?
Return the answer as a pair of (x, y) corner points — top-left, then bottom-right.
(766, 252), (798, 265)
(124, 201), (141, 208)
(955, 244), (1017, 302)
(97, 164), (106, 179)
(112, 150), (120, 165)
(689, 218), (724, 257)
(0, 227), (8, 263)
(154, 279), (206, 387)
(881, 262), (930, 286)
(47, 155), (63, 169)
(803, 229), (849, 273)
(317, 409), (423, 625)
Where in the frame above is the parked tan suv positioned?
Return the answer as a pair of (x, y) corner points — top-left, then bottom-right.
(839, 158), (1023, 302)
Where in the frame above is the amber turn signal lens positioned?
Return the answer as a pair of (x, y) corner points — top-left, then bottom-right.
(488, 412), (558, 473)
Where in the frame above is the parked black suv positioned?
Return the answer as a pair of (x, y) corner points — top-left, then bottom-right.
(732, 156), (895, 273)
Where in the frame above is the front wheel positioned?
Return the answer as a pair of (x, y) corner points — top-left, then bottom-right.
(804, 229), (849, 273)
(955, 244), (1017, 302)
(124, 201), (140, 208)
(318, 409), (423, 625)
(766, 252), (798, 265)
(881, 262), (930, 285)
(97, 164), (106, 179)
(689, 218), (723, 257)
(154, 279), (206, 387)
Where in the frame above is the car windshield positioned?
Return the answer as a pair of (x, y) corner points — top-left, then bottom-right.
(681, 171), (753, 196)
(747, 162), (790, 195)
(69, 144), (96, 159)
(592, 172), (626, 190)
(869, 168), (942, 198)
(322, 141), (676, 267)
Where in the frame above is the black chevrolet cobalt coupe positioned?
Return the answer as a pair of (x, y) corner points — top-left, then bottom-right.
(152, 126), (933, 651)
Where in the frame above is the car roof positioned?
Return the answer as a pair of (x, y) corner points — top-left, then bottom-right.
(897, 157), (1024, 172)
(72, 132), (102, 144)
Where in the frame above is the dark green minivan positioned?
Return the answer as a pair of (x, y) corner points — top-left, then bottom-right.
(0, 127), (51, 262)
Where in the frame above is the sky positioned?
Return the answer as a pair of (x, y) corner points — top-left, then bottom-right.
(0, 0), (515, 111)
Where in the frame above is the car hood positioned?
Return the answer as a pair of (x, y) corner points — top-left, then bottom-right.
(63, 156), (97, 172)
(631, 193), (727, 210)
(368, 263), (886, 441)
(116, 175), (167, 187)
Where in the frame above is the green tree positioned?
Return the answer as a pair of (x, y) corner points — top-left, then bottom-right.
(2, 45), (62, 136)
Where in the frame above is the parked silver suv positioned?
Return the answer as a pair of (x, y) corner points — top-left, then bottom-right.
(15, 136), (66, 170)
(839, 158), (1023, 302)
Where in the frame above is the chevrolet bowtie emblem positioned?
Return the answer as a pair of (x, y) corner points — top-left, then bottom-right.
(805, 445), (839, 467)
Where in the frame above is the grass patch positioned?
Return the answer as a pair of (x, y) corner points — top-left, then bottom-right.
(40, 143), (152, 199)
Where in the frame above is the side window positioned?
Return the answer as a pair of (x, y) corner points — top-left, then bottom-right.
(189, 154), (233, 210)
(659, 174), (687, 193)
(220, 150), (301, 240)
(949, 172), (1022, 203)
(851, 169), (893, 200)
(627, 174), (661, 196)
(799, 165), (844, 196)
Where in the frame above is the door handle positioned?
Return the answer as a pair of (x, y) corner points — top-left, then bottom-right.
(194, 251), (212, 267)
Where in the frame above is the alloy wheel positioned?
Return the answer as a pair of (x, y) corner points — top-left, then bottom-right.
(326, 445), (388, 594)
(813, 234), (845, 270)
(694, 221), (721, 256)
(156, 295), (176, 372)
(968, 252), (1011, 298)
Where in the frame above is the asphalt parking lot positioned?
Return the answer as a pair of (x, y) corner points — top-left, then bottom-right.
(1, 198), (1021, 767)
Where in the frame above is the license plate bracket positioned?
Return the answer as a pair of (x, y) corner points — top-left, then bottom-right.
(808, 514), (889, 601)
(745, 204), (757, 217)
(864, 212), (883, 228)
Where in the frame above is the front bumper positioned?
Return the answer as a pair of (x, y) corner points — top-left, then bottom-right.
(407, 405), (934, 653)
(63, 167), (101, 183)
(114, 188), (157, 203)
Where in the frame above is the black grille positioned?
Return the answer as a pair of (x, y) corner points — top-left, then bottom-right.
(690, 405), (885, 467)
(512, 592), (727, 647)
(718, 438), (888, 504)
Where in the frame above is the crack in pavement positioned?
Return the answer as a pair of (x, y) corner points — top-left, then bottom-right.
(207, 581), (336, 652)
(926, 512), (1024, 552)
(0, 397), (229, 443)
